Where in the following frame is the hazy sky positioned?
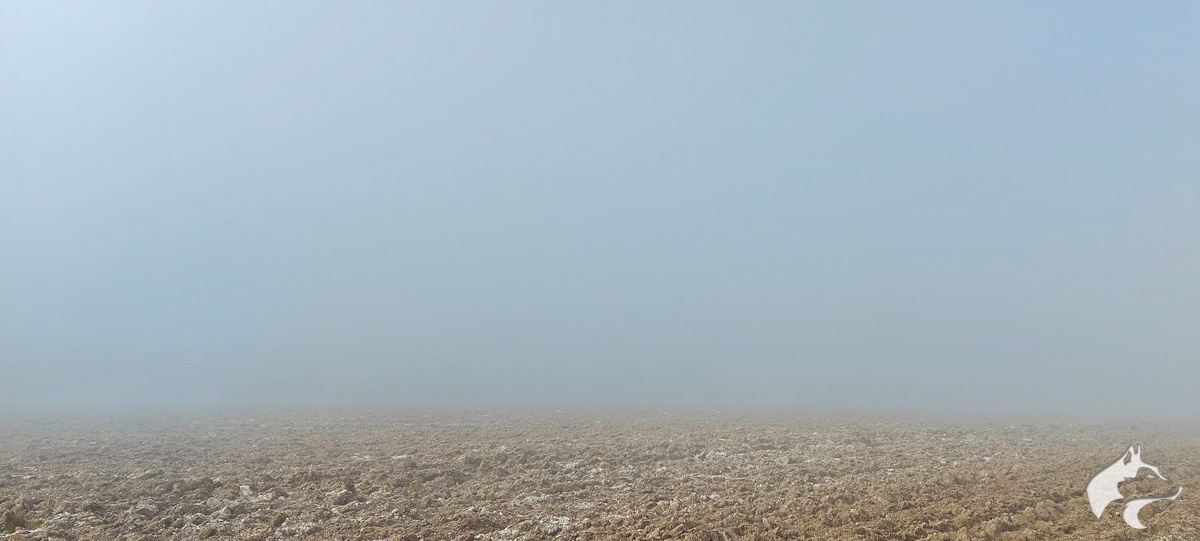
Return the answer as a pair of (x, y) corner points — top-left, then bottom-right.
(3, 2), (1198, 417)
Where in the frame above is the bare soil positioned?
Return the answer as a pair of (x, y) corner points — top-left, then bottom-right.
(1, 410), (1196, 540)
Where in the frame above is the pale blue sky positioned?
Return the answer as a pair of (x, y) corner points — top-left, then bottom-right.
(2, 2), (1198, 417)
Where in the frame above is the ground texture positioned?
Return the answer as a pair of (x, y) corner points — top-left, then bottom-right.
(1, 410), (1197, 540)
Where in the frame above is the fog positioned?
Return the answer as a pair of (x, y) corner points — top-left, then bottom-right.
(3, 2), (1198, 419)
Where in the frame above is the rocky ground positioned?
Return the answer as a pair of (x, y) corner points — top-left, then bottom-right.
(1, 409), (1197, 540)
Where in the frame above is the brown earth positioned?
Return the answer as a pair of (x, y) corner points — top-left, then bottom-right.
(1, 410), (1197, 540)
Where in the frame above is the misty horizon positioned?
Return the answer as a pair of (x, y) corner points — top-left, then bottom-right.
(3, 3), (1198, 420)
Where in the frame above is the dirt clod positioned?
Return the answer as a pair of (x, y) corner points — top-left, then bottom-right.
(3, 510), (27, 533)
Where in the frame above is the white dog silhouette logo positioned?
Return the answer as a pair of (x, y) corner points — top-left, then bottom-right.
(1086, 445), (1182, 529)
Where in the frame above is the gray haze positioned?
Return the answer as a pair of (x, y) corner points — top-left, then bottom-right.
(3, 3), (1198, 418)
